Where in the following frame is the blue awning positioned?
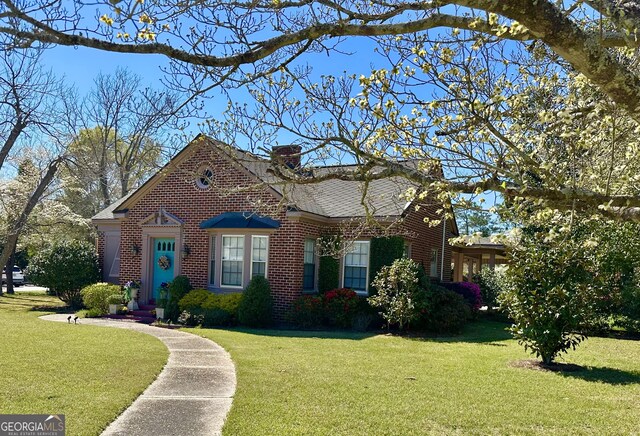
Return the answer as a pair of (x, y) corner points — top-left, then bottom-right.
(199, 212), (281, 229)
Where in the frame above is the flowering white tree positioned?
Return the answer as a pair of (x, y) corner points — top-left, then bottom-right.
(0, 154), (88, 293)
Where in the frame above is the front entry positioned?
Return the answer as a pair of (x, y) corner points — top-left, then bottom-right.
(152, 238), (175, 301)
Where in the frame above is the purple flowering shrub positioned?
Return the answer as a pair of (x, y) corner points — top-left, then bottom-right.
(441, 281), (483, 311)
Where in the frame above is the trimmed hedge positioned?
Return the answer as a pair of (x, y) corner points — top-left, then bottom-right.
(238, 276), (274, 327)
(369, 236), (405, 295)
(318, 233), (341, 293)
(81, 282), (122, 315)
(318, 256), (340, 293)
(202, 293), (243, 315)
(178, 290), (244, 327)
(166, 276), (192, 321)
(179, 289), (211, 312)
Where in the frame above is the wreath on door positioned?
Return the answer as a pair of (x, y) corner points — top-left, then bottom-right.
(158, 255), (171, 270)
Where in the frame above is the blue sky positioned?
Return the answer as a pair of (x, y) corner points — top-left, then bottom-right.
(42, 46), (166, 93)
(39, 38), (382, 138)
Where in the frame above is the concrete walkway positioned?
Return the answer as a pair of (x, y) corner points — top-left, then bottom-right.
(40, 314), (236, 436)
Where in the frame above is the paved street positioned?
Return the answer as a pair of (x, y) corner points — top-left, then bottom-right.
(1, 284), (48, 293)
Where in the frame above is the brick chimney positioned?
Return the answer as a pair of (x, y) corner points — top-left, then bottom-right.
(272, 145), (302, 169)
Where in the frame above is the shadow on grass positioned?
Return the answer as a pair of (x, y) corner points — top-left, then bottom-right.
(189, 319), (513, 343)
(559, 366), (640, 385)
(511, 359), (640, 385)
(217, 327), (377, 341)
(30, 305), (73, 314)
(0, 296), (54, 305)
(0, 293), (69, 314)
(404, 320), (513, 344)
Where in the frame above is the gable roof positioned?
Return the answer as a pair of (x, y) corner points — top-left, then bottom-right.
(92, 191), (134, 221)
(92, 135), (457, 233)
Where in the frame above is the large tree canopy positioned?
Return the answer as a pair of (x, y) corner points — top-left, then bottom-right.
(2, 1), (640, 218)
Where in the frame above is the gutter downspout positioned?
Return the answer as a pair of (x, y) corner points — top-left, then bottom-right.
(441, 217), (446, 281)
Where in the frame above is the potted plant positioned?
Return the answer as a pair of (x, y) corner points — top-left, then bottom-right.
(107, 293), (125, 315)
(156, 283), (169, 319)
(124, 280), (141, 310)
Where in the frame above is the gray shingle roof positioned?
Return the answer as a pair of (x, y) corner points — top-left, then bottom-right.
(230, 147), (415, 218)
(91, 191), (134, 220)
(93, 139), (417, 221)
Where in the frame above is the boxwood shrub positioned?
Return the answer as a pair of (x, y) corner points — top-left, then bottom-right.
(165, 275), (192, 321)
(238, 276), (274, 327)
(422, 287), (471, 333)
(178, 290), (244, 327)
(81, 283), (122, 315)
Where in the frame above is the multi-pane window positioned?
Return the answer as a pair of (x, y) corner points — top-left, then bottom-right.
(430, 248), (438, 277)
(403, 242), (411, 258)
(222, 235), (244, 286)
(209, 236), (216, 286)
(251, 236), (268, 278)
(344, 241), (370, 293)
(303, 239), (316, 291)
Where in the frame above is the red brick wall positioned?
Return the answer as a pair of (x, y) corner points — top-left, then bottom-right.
(118, 141), (318, 318)
(401, 203), (454, 282)
(108, 139), (455, 319)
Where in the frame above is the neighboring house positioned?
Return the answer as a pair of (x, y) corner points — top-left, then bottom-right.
(451, 236), (508, 281)
(92, 135), (459, 316)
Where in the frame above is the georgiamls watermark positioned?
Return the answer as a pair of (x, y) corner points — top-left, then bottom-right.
(0, 414), (65, 436)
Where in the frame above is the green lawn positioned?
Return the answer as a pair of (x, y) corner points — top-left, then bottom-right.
(188, 321), (640, 435)
(0, 293), (168, 436)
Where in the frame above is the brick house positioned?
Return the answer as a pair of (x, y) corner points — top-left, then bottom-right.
(92, 135), (458, 316)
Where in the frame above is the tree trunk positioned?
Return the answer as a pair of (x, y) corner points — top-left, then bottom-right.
(0, 119), (25, 171)
(120, 167), (130, 197)
(99, 171), (111, 209)
(5, 247), (15, 294)
(0, 158), (62, 271)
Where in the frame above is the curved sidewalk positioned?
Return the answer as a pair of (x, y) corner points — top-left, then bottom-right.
(41, 314), (236, 436)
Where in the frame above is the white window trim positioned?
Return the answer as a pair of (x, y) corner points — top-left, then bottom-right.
(341, 240), (370, 295)
(303, 238), (317, 292)
(220, 234), (245, 289)
(108, 241), (120, 278)
(403, 241), (412, 259)
(208, 235), (216, 287)
(430, 248), (439, 278)
(249, 235), (269, 279)
(195, 165), (214, 190)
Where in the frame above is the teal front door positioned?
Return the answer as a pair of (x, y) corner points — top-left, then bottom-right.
(152, 238), (175, 301)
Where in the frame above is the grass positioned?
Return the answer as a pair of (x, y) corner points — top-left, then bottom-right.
(0, 293), (168, 436)
(187, 320), (640, 435)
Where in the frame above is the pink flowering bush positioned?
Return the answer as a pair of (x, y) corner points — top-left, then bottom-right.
(324, 288), (360, 328)
(287, 288), (366, 329)
(287, 295), (325, 329)
(441, 281), (483, 311)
